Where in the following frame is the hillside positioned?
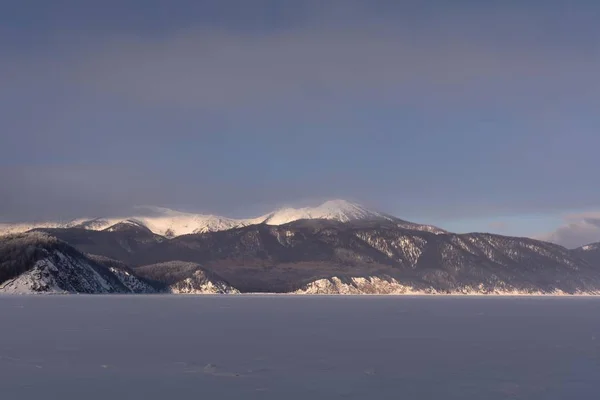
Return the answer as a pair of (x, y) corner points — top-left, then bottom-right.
(0, 233), (155, 294)
(33, 219), (600, 294)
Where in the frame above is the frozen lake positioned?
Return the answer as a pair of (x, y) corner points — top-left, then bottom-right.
(1, 295), (599, 399)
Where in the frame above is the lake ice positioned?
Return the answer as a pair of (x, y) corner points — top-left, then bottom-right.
(1, 295), (599, 399)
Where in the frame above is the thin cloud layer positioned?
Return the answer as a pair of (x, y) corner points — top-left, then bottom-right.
(63, 25), (600, 113)
(1, 1), (599, 231)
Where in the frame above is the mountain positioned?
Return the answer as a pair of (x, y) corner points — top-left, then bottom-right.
(31, 220), (166, 265)
(133, 261), (239, 294)
(574, 242), (600, 267)
(0, 232), (155, 294)
(0, 221), (81, 236)
(72, 218), (115, 230)
(86, 254), (159, 293)
(0, 200), (444, 238)
(260, 200), (445, 234)
(293, 275), (422, 295)
(4, 201), (600, 295)
(103, 219), (156, 235)
(119, 206), (256, 237)
(36, 219), (600, 294)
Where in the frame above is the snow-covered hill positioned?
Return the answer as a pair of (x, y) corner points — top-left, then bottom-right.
(293, 276), (582, 295)
(133, 261), (239, 294)
(294, 276), (422, 295)
(0, 233), (156, 294)
(0, 200), (444, 238)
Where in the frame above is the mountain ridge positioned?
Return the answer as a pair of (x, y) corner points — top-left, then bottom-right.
(3, 201), (600, 296)
(0, 200), (444, 238)
(27, 218), (600, 295)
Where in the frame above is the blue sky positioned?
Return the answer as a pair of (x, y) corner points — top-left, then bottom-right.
(1, 1), (599, 247)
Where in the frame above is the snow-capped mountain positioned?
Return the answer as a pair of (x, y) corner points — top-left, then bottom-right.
(0, 200), (444, 238)
(6, 201), (599, 296)
(0, 221), (83, 236)
(261, 200), (388, 225)
(260, 200), (444, 233)
(127, 206), (258, 237)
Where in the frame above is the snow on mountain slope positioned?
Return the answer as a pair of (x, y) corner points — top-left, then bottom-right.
(86, 254), (158, 293)
(104, 219), (154, 234)
(0, 221), (76, 236)
(261, 200), (389, 225)
(134, 201), (443, 236)
(0, 233), (155, 294)
(0, 200), (444, 238)
(0, 255), (111, 294)
(107, 267), (156, 293)
(580, 243), (600, 252)
(71, 218), (116, 230)
(294, 275), (422, 295)
(129, 206), (256, 237)
(0, 212), (241, 238)
(133, 261), (240, 294)
(293, 275), (580, 295)
(0, 218), (118, 236)
(168, 269), (240, 294)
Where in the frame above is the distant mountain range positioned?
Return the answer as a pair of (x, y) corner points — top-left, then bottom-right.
(1, 200), (599, 295)
(0, 200), (444, 238)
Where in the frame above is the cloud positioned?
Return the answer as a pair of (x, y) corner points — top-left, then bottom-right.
(538, 212), (600, 249)
(0, 165), (377, 222)
(66, 26), (598, 114)
(1, 3), (600, 224)
(0, 166), (155, 222)
(4, 5), (597, 115)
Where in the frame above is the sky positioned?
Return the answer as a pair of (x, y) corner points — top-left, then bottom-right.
(1, 0), (599, 248)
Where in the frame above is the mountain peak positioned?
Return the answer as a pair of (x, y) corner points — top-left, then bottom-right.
(262, 199), (388, 225)
(104, 219), (154, 234)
